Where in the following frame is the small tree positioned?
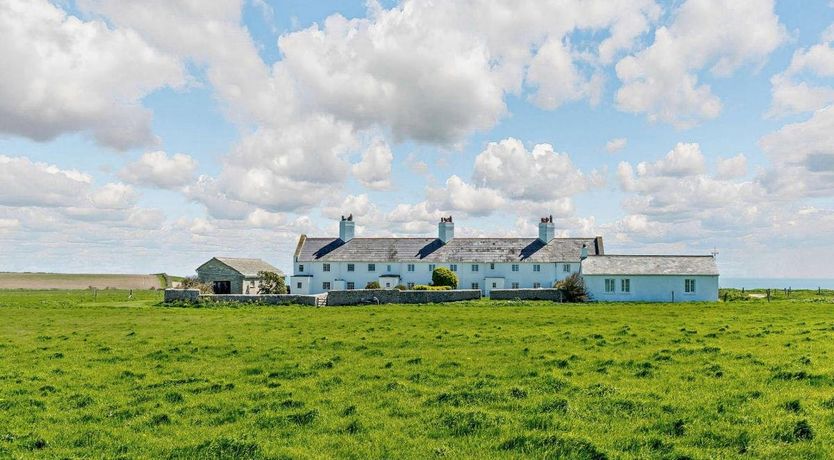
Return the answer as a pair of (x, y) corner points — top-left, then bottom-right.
(258, 271), (287, 294)
(365, 281), (381, 289)
(554, 273), (589, 302)
(180, 276), (213, 294)
(432, 267), (458, 288)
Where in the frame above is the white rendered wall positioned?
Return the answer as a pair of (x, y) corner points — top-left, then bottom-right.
(583, 275), (719, 302)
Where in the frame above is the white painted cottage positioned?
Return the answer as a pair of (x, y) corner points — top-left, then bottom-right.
(581, 255), (719, 302)
(290, 216), (603, 295)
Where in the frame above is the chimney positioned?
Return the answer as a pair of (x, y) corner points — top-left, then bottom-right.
(438, 216), (454, 243)
(580, 243), (588, 260)
(538, 215), (555, 243)
(339, 214), (355, 242)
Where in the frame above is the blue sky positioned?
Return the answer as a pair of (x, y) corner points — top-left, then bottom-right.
(2, 0), (834, 278)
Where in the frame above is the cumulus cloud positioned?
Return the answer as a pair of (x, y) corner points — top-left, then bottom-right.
(0, 155), (91, 207)
(352, 140), (393, 190)
(119, 151), (198, 189)
(768, 30), (834, 116)
(615, 0), (786, 127)
(427, 175), (506, 217)
(637, 142), (707, 177)
(0, 0), (185, 149)
(716, 154), (747, 179)
(606, 138), (628, 153)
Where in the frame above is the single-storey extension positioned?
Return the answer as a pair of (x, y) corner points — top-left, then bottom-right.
(196, 257), (283, 294)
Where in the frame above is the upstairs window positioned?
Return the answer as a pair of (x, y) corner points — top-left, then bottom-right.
(621, 279), (630, 293)
(563, 264), (571, 272)
(407, 264), (415, 272)
(429, 264), (436, 271)
(450, 264), (458, 272)
(347, 263), (355, 272)
(533, 264), (541, 272)
(604, 279), (615, 293)
(490, 263), (495, 270)
(685, 279), (696, 293)
(298, 264), (304, 272)
(471, 264), (479, 272)
(368, 264), (376, 272)
(323, 263), (330, 272)
(387, 265), (392, 272)
(511, 264), (519, 272)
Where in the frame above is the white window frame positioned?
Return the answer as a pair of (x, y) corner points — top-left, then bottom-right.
(471, 282), (479, 289)
(296, 282), (302, 289)
(346, 282), (355, 290)
(685, 279), (696, 294)
(429, 264), (436, 271)
(563, 264), (571, 273)
(511, 264), (519, 272)
(368, 263), (376, 272)
(407, 282), (415, 289)
(471, 264), (479, 272)
(450, 264), (458, 272)
(347, 263), (355, 272)
(407, 264), (415, 272)
(323, 263), (330, 272)
(533, 264), (541, 272)
(490, 263), (495, 270)
(604, 278), (615, 293)
(387, 265), (392, 272)
(533, 282), (541, 289)
(322, 281), (331, 290)
(298, 264), (304, 273)
(511, 282), (520, 289)
(621, 278), (630, 293)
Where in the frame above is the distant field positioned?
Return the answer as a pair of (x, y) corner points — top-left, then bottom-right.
(0, 273), (165, 290)
(1, 291), (833, 458)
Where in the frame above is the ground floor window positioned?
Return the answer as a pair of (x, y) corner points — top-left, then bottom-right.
(492, 282), (497, 288)
(621, 279), (630, 293)
(407, 282), (414, 289)
(347, 282), (355, 290)
(322, 281), (331, 290)
(604, 278), (615, 293)
(471, 282), (479, 289)
(685, 279), (696, 293)
(533, 282), (541, 288)
(296, 282), (302, 289)
(511, 282), (519, 289)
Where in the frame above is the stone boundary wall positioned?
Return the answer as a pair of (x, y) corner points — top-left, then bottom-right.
(325, 289), (481, 306)
(164, 289), (323, 306)
(489, 288), (566, 301)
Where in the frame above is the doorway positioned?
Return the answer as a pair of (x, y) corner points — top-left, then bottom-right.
(213, 280), (231, 294)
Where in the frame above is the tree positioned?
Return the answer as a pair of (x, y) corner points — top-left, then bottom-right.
(179, 276), (213, 294)
(554, 273), (589, 302)
(432, 267), (458, 288)
(258, 271), (287, 294)
(365, 281), (381, 289)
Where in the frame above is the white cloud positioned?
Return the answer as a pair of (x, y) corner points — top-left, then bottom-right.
(606, 138), (628, 153)
(616, 0), (786, 127)
(385, 202), (437, 235)
(637, 142), (706, 177)
(0, 0), (185, 149)
(768, 31), (834, 116)
(119, 151), (198, 189)
(88, 183), (137, 210)
(427, 175), (506, 217)
(0, 155), (92, 207)
(352, 140), (393, 190)
(525, 37), (603, 109)
(716, 154), (747, 179)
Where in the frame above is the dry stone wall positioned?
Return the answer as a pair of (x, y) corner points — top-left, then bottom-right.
(489, 289), (566, 301)
(163, 289), (323, 306)
(325, 289), (481, 306)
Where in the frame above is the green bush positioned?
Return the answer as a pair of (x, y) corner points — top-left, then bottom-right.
(394, 284), (407, 290)
(432, 267), (458, 288)
(554, 273), (589, 302)
(412, 285), (452, 291)
(258, 271), (287, 294)
(179, 276), (213, 294)
(365, 281), (381, 289)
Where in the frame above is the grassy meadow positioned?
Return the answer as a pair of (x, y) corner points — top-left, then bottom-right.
(1, 290), (834, 458)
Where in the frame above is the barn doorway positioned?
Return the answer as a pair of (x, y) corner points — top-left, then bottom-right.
(213, 281), (231, 294)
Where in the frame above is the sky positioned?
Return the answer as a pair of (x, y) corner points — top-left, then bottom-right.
(1, 0), (834, 278)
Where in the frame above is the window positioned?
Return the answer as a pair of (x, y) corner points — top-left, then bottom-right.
(621, 279), (630, 293)
(429, 264), (436, 271)
(450, 264), (458, 272)
(323, 263), (330, 272)
(511, 282), (519, 289)
(685, 279), (696, 293)
(471, 282), (479, 289)
(322, 282), (331, 290)
(296, 282), (302, 289)
(563, 264), (571, 273)
(368, 264), (376, 272)
(385, 281), (391, 288)
(471, 264), (479, 272)
(407, 264), (415, 272)
(534, 282), (542, 288)
(492, 282), (497, 288)
(298, 264), (304, 272)
(347, 282), (355, 290)
(347, 263), (355, 272)
(512, 264), (519, 272)
(249, 280), (256, 288)
(387, 265), (392, 272)
(407, 282), (415, 289)
(490, 263), (495, 270)
(533, 264), (541, 272)
(604, 278), (616, 293)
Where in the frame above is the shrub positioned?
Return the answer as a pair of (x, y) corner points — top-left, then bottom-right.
(554, 273), (589, 302)
(412, 285), (452, 291)
(365, 281), (381, 289)
(257, 271), (287, 294)
(179, 276), (213, 294)
(432, 267), (458, 288)
(394, 284), (407, 290)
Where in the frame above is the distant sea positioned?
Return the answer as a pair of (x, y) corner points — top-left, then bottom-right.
(720, 278), (834, 290)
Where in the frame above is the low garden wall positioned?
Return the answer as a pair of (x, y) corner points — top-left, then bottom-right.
(489, 288), (566, 301)
(326, 289), (481, 306)
(164, 289), (200, 302)
(163, 289), (324, 306)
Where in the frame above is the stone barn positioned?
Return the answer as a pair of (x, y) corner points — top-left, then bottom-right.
(196, 257), (283, 294)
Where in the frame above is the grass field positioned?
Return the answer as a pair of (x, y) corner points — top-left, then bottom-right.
(0, 273), (167, 290)
(1, 291), (834, 458)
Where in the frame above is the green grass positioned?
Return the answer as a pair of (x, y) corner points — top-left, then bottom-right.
(1, 291), (834, 458)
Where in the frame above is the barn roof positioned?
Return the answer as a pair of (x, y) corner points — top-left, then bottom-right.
(581, 255), (718, 276)
(295, 236), (604, 263)
(200, 257), (283, 277)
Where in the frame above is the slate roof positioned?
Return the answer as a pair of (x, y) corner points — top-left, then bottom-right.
(202, 257), (283, 277)
(294, 236), (603, 263)
(581, 255), (718, 276)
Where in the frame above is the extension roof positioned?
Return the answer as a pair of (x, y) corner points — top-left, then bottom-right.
(198, 257), (283, 277)
(581, 255), (718, 276)
(294, 236), (604, 263)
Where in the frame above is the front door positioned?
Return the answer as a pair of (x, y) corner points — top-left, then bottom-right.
(213, 281), (231, 294)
